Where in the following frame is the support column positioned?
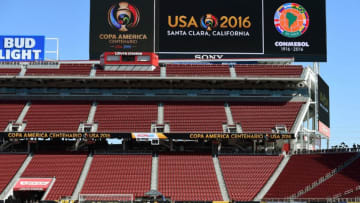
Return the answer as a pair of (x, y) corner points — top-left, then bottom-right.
(150, 156), (159, 190)
(158, 103), (164, 125)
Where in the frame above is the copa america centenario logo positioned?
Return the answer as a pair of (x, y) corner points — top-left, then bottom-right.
(108, 2), (140, 32)
(200, 14), (218, 31)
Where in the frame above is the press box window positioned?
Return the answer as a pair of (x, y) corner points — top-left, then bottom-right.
(122, 55), (136, 62)
(106, 55), (120, 62)
(137, 55), (150, 62)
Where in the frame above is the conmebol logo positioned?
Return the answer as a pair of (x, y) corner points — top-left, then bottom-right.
(274, 3), (310, 38)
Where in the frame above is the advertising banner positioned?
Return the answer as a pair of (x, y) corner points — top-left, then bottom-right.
(13, 178), (52, 191)
(132, 133), (168, 139)
(1, 132), (294, 140)
(0, 36), (45, 61)
(89, 0), (155, 59)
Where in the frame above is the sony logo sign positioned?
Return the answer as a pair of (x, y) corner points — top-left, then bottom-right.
(194, 54), (224, 60)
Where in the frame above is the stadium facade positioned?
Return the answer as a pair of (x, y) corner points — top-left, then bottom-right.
(0, 0), (358, 202)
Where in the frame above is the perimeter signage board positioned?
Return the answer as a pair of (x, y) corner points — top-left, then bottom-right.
(1, 132), (294, 140)
(89, 0), (155, 59)
(13, 178), (52, 191)
(0, 36), (45, 61)
(90, 0), (327, 62)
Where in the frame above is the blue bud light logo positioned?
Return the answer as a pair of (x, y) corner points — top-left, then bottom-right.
(0, 36), (45, 61)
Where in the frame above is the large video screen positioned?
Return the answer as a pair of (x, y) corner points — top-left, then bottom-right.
(90, 0), (327, 62)
(90, 0), (155, 59)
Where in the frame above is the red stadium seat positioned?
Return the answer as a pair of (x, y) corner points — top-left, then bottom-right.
(95, 101), (158, 132)
(166, 64), (230, 77)
(0, 68), (21, 76)
(158, 154), (223, 201)
(301, 156), (360, 198)
(21, 154), (87, 200)
(230, 102), (303, 133)
(26, 64), (92, 76)
(164, 102), (227, 132)
(24, 101), (91, 132)
(219, 155), (283, 201)
(0, 101), (25, 131)
(0, 154), (27, 194)
(265, 153), (356, 198)
(81, 155), (152, 198)
(235, 65), (303, 77)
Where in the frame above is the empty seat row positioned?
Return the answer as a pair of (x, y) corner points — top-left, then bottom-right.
(0, 64), (303, 77)
(21, 154), (87, 200)
(0, 101), (25, 131)
(230, 102), (303, 133)
(25, 64), (92, 76)
(24, 101), (91, 132)
(164, 102), (227, 132)
(235, 65), (303, 77)
(265, 153), (356, 198)
(94, 102), (158, 132)
(0, 101), (304, 133)
(0, 154), (27, 194)
(166, 64), (230, 77)
(81, 155), (152, 198)
(219, 155), (283, 201)
(0, 153), (358, 201)
(158, 154), (223, 201)
(0, 68), (21, 76)
(301, 156), (360, 198)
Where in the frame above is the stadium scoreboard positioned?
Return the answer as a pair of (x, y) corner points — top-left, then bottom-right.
(90, 0), (327, 62)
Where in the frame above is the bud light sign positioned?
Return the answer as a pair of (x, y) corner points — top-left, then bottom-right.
(0, 36), (45, 61)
